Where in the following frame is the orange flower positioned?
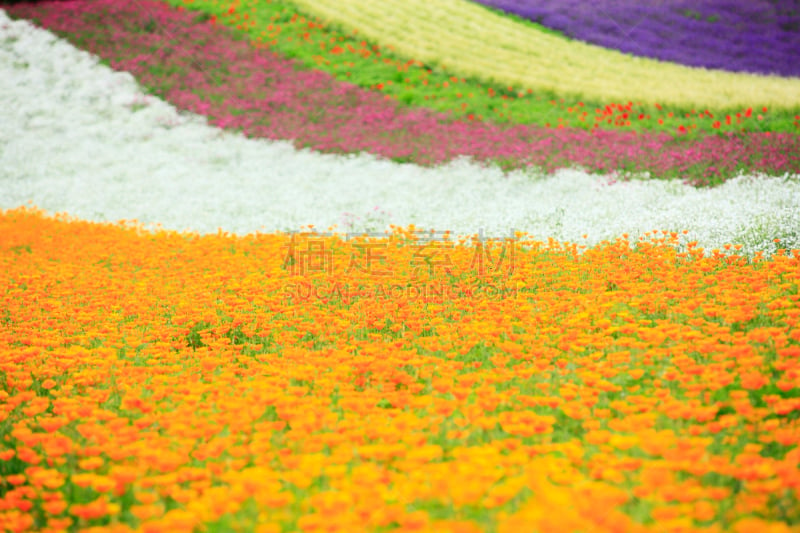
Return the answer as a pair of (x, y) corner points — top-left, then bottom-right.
(3, 207), (800, 532)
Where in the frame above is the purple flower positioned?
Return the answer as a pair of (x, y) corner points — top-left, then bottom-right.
(472, 0), (800, 77)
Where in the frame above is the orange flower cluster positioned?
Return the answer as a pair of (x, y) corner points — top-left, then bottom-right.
(1, 207), (799, 532)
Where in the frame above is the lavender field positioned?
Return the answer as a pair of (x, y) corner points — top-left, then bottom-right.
(471, 0), (800, 77)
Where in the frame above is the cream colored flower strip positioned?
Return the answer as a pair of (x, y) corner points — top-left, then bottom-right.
(288, 0), (800, 110)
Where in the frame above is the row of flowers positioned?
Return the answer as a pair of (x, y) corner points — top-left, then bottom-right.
(471, 0), (800, 77)
(4, 0), (799, 186)
(283, 0), (800, 110)
(1, 207), (799, 532)
(156, 0), (800, 135)
(1, 2), (799, 532)
(3, 6), (799, 256)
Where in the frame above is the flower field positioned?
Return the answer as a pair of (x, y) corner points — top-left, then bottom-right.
(1, 1), (800, 532)
(283, 0), (800, 110)
(471, 0), (800, 78)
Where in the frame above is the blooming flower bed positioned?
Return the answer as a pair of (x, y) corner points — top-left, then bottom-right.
(4, 0), (799, 186)
(470, 0), (800, 77)
(11, 0), (800, 136)
(283, 0), (800, 111)
(165, 0), (800, 135)
(2, 5), (799, 255)
(1, 1), (800, 532)
(1, 207), (800, 533)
